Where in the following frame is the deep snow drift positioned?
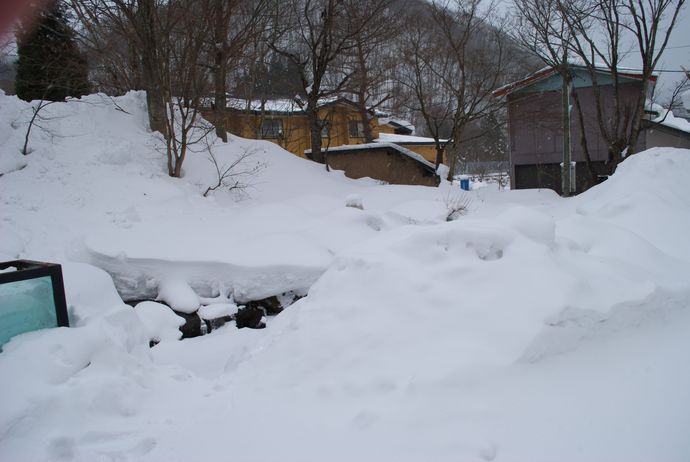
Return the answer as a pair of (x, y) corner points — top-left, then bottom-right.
(1, 92), (690, 461)
(0, 91), (455, 302)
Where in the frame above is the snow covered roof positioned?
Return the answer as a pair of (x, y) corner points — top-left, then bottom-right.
(493, 64), (657, 98)
(225, 96), (361, 114)
(649, 107), (690, 135)
(226, 98), (303, 113)
(378, 117), (415, 134)
(375, 133), (448, 145)
(308, 142), (437, 172)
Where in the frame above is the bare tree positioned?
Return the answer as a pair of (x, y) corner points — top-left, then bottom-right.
(20, 99), (57, 155)
(207, 0), (268, 142)
(563, 0), (685, 164)
(514, 0), (686, 189)
(512, 0), (583, 194)
(400, 0), (516, 180)
(71, 0), (223, 177)
(157, 0), (216, 177)
(203, 145), (265, 197)
(342, 0), (400, 142)
(266, 0), (390, 164)
(398, 12), (453, 168)
(70, 0), (167, 134)
(444, 189), (471, 221)
(77, 15), (143, 94)
(664, 70), (690, 115)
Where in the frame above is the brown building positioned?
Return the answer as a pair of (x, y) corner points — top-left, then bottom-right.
(202, 97), (443, 186)
(202, 97), (440, 162)
(493, 65), (690, 194)
(374, 132), (448, 164)
(308, 142), (440, 187)
(640, 115), (690, 150)
(203, 97), (383, 159)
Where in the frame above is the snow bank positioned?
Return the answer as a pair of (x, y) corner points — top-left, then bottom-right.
(2, 86), (690, 461)
(566, 147), (690, 261)
(198, 303), (237, 320)
(156, 278), (200, 314)
(0, 305), (152, 447)
(228, 194), (686, 393)
(0, 91), (454, 301)
(62, 262), (124, 325)
(134, 301), (185, 342)
(0, 93), (30, 175)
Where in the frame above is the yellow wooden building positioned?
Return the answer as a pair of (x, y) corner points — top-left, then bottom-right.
(204, 97), (444, 163)
(204, 98), (376, 158)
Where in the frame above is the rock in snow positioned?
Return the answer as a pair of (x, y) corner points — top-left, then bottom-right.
(235, 305), (266, 329)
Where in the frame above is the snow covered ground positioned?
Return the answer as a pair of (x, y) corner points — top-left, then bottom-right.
(1, 92), (690, 461)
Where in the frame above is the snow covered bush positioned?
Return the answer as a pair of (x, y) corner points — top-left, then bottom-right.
(444, 189), (471, 221)
(345, 194), (364, 210)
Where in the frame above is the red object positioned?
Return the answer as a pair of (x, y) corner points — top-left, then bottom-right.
(0, 0), (50, 36)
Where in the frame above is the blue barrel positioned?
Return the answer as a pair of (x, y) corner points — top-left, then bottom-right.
(459, 177), (470, 191)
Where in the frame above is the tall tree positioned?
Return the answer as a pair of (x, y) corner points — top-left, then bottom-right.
(71, 0), (216, 177)
(267, 0), (389, 164)
(398, 10), (454, 167)
(562, 0), (685, 165)
(512, 0), (582, 194)
(15, 0), (89, 102)
(70, 0), (168, 135)
(514, 0), (686, 187)
(208, 0), (268, 142)
(343, 0), (399, 143)
(400, 0), (517, 179)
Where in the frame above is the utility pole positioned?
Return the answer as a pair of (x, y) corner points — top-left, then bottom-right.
(561, 63), (573, 196)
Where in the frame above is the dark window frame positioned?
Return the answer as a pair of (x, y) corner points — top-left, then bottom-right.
(260, 118), (284, 139)
(348, 120), (365, 138)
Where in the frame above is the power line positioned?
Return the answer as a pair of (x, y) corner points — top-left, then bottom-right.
(652, 69), (690, 73)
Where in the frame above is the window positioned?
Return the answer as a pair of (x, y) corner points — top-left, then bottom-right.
(260, 119), (283, 138)
(320, 119), (330, 138)
(349, 120), (365, 138)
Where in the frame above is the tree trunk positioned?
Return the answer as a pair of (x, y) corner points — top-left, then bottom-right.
(308, 114), (324, 163)
(213, 53), (228, 142)
(138, 0), (167, 137)
(561, 71), (572, 196)
(626, 90), (647, 158)
(355, 41), (374, 143)
(446, 149), (456, 182)
(213, 0), (228, 142)
(434, 143), (444, 169)
(571, 88), (599, 190)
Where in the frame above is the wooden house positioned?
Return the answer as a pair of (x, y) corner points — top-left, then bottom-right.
(374, 132), (448, 164)
(493, 65), (675, 194)
(202, 97), (443, 162)
(204, 97), (382, 158)
(306, 142), (440, 187)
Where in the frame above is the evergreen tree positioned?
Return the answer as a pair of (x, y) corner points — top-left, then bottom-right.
(15, 1), (90, 102)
